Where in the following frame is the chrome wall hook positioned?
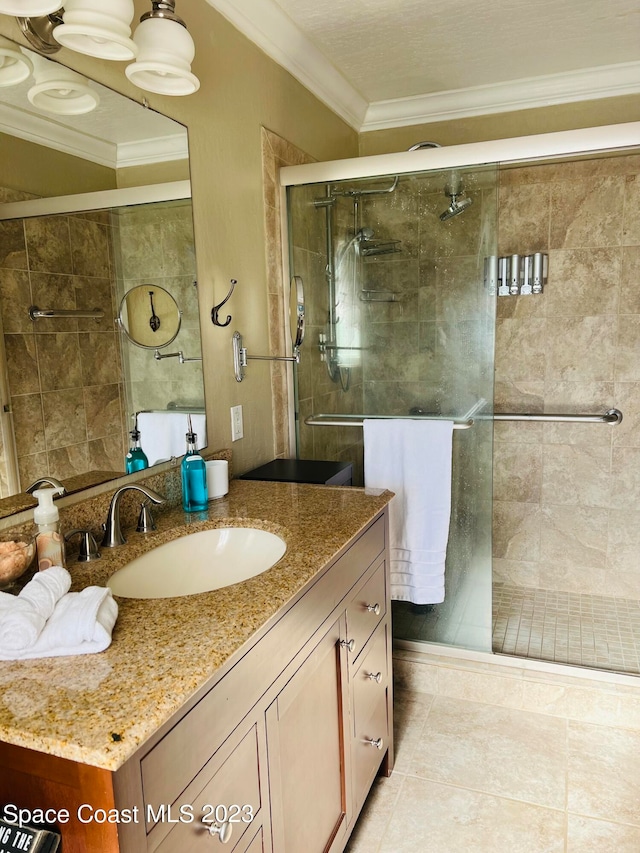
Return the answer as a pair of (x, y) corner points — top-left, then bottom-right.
(211, 279), (236, 327)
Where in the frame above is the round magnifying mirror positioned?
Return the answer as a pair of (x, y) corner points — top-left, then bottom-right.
(117, 285), (182, 349)
(289, 275), (305, 354)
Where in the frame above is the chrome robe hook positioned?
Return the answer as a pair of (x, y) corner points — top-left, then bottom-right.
(211, 279), (236, 327)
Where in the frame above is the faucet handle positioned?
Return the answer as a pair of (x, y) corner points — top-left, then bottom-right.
(64, 529), (101, 563)
(136, 500), (157, 533)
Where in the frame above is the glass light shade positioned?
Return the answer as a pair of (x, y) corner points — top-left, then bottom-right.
(27, 54), (99, 114)
(53, 0), (137, 61)
(125, 16), (199, 96)
(0, 37), (33, 87)
(0, 1), (61, 12)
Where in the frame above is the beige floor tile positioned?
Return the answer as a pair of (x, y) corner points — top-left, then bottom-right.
(345, 772), (404, 853)
(568, 722), (640, 826)
(567, 815), (640, 852)
(377, 776), (564, 853)
(409, 696), (567, 809)
(392, 690), (433, 773)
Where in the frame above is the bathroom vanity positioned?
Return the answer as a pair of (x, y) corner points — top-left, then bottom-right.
(0, 480), (393, 853)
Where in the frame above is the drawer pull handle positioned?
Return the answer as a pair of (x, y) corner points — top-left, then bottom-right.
(365, 737), (383, 750)
(366, 671), (382, 683)
(206, 821), (233, 843)
(366, 603), (381, 616)
(340, 638), (356, 652)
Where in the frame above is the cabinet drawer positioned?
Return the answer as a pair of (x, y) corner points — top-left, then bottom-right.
(242, 827), (263, 853)
(352, 623), (388, 737)
(345, 560), (386, 662)
(149, 724), (261, 852)
(352, 690), (388, 814)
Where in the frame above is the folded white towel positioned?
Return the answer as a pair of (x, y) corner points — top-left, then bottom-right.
(0, 566), (70, 651)
(364, 418), (454, 605)
(0, 586), (118, 661)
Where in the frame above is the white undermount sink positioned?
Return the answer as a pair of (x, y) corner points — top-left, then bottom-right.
(107, 527), (287, 599)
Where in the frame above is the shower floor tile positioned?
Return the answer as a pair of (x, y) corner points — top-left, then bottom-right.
(492, 583), (640, 675)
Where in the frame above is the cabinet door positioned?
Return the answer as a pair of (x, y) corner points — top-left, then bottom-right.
(266, 617), (350, 853)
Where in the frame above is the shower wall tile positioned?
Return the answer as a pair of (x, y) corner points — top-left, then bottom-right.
(493, 443), (542, 503)
(615, 315), (640, 380)
(492, 500), (541, 561)
(69, 217), (110, 278)
(543, 248), (620, 317)
(539, 505), (608, 569)
(613, 383), (640, 445)
(620, 246), (640, 312)
(494, 318), (546, 382)
(84, 384), (122, 442)
(36, 333), (83, 390)
(24, 216), (72, 274)
(4, 333), (39, 395)
(11, 394), (45, 456)
(567, 816), (640, 853)
(47, 442), (89, 481)
(610, 447), (640, 509)
(545, 316), (616, 381)
(622, 173), (640, 245)
(497, 183), (550, 255)
(0, 269), (32, 333)
(549, 177), (625, 249)
(541, 444), (611, 507)
(30, 272), (77, 333)
(17, 451), (48, 489)
(494, 379), (545, 416)
(0, 221), (27, 270)
(42, 388), (86, 450)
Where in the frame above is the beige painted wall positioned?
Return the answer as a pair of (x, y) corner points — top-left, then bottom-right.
(0, 1), (358, 476)
(0, 132), (116, 196)
(359, 95), (640, 156)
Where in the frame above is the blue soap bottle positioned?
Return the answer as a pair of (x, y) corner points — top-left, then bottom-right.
(125, 415), (149, 474)
(181, 415), (208, 512)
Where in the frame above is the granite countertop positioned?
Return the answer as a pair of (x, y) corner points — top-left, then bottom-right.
(0, 480), (391, 772)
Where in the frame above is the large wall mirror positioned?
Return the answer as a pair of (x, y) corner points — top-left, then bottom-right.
(0, 39), (206, 517)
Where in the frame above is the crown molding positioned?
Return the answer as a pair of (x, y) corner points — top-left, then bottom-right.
(0, 103), (116, 167)
(0, 103), (188, 169)
(203, 0), (640, 134)
(204, 0), (368, 129)
(362, 61), (640, 131)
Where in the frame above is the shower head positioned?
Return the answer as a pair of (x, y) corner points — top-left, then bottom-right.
(439, 191), (473, 221)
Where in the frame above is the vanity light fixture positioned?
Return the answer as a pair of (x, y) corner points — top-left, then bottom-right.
(27, 49), (98, 113)
(52, 0), (137, 61)
(2, 0), (199, 96)
(0, 1), (60, 13)
(0, 35), (32, 85)
(125, 0), (199, 96)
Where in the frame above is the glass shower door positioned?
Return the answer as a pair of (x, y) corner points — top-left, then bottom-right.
(287, 163), (497, 652)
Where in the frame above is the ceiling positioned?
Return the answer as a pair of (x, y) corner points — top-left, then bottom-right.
(207, 0), (640, 131)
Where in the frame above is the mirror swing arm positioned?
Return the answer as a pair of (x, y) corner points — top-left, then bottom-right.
(154, 349), (202, 363)
(232, 276), (305, 382)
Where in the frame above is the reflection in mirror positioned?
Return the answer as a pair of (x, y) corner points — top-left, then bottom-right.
(289, 275), (305, 353)
(118, 284), (182, 349)
(0, 39), (206, 516)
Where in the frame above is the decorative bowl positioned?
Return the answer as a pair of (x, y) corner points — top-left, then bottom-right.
(0, 534), (36, 590)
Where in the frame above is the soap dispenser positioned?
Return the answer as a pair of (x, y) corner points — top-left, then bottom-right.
(125, 414), (149, 474)
(33, 486), (66, 571)
(181, 415), (208, 512)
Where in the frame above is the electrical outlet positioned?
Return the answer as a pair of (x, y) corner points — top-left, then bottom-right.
(231, 405), (244, 441)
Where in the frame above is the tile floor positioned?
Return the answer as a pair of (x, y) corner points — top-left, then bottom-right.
(346, 688), (640, 853)
(493, 583), (640, 674)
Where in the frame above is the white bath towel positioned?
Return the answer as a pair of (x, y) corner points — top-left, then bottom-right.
(0, 584), (118, 661)
(364, 419), (454, 604)
(0, 566), (70, 651)
(137, 412), (207, 466)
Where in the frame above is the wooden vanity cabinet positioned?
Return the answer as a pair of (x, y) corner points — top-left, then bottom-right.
(0, 510), (392, 853)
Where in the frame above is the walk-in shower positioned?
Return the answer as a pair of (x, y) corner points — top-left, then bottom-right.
(283, 122), (640, 679)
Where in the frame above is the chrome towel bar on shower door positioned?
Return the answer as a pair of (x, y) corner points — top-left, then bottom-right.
(303, 409), (623, 429)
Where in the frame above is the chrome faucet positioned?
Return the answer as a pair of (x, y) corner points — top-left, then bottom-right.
(101, 485), (166, 548)
(26, 477), (67, 495)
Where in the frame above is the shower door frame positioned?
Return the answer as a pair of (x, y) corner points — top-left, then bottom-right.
(279, 121), (640, 456)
